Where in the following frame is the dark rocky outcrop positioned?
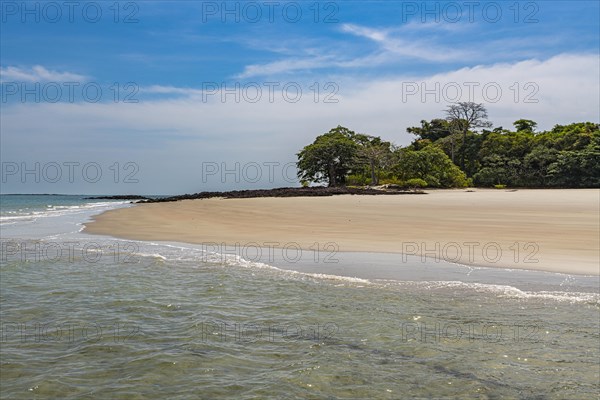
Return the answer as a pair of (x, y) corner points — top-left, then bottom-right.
(85, 195), (151, 200)
(137, 186), (424, 204)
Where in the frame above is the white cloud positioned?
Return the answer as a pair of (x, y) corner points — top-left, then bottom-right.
(2, 54), (598, 193)
(0, 65), (87, 82)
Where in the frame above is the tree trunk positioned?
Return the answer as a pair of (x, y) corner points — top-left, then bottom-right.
(460, 129), (467, 171)
(328, 164), (337, 187)
(370, 159), (377, 185)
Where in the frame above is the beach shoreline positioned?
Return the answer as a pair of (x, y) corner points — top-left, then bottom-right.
(84, 189), (600, 276)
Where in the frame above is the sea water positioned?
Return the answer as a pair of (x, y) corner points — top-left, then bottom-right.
(1, 195), (598, 399)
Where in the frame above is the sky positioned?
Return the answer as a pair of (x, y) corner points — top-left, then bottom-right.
(1, 0), (599, 194)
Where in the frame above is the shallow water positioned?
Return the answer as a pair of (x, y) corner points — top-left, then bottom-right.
(1, 195), (599, 399)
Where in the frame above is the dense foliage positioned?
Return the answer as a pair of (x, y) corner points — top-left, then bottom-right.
(297, 104), (599, 188)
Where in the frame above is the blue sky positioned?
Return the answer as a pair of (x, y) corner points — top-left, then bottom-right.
(1, 1), (599, 194)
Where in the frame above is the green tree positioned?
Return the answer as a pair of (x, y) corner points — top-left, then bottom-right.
(536, 122), (598, 151)
(473, 155), (523, 186)
(407, 119), (453, 142)
(296, 126), (359, 187)
(547, 137), (600, 187)
(298, 121), (599, 189)
(435, 130), (484, 177)
(408, 119), (463, 163)
(393, 145), (469, 188)
(522, 146), (558, 186)
(513, 119), (537, 133)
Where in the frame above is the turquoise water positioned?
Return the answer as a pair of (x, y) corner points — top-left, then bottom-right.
(1, 195), (599, 399)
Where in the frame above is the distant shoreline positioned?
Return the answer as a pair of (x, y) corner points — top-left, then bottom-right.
(1, 186), (597, 198)
(83, 188), (600, 276)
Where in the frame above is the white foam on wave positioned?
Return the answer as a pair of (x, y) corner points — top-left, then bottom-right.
(1, 201), (130, 224)
(391, 280), (600, 305)
(132, 252), (168, 261)
(128, 241), (372, 285)
(0, 214), (38, 222)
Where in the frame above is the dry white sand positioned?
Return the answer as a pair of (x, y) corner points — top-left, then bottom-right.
(84, 189), (600, 275)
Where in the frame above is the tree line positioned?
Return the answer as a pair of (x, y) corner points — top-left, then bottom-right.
(296, 102), (600, 189)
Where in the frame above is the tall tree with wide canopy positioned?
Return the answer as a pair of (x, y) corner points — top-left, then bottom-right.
(445, 102), (492, 171)
(296, 126), (359, 187)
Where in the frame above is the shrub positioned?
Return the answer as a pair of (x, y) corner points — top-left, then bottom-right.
(379, 177), (404, 185)
(406, 178), (428, 190)
(346, 174), (369, 186)
(393, 145), (469, 188)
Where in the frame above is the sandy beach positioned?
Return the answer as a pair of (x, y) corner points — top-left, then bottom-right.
(84, 189), (600, 275)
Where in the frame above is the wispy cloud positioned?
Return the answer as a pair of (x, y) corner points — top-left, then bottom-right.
(142, 85), (204, 97)
(234, 22), (477, 78)
(0, 65), (87, 82)
(340, 23), (474, 62)
(400, 20), (473, 33)
(341, 24), (389, 42)
(235, 57), (335, 79)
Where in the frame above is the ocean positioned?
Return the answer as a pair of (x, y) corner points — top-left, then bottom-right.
(1, 195), (599, 399)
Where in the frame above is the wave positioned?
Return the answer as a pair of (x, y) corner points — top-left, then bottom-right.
(131, 243), (372, 285)
(124, 242), (598, 304)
